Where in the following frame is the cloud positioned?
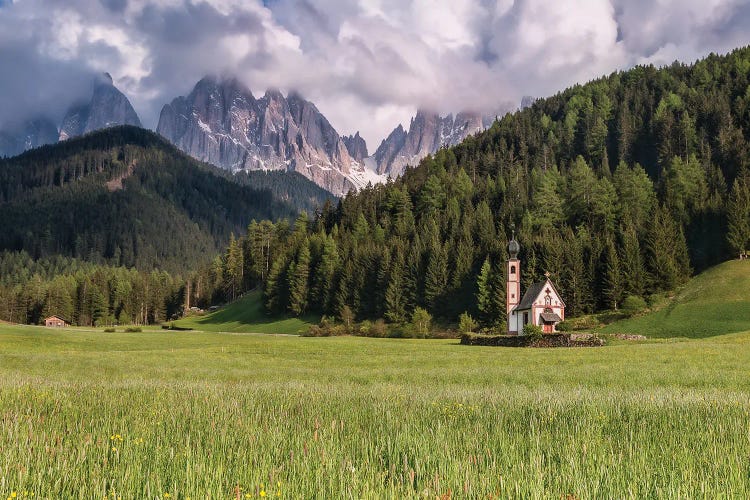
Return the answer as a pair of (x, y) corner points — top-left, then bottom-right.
(0, 0), (748, 147)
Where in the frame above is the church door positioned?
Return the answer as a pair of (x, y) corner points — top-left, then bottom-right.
(543, 323), (553, 334)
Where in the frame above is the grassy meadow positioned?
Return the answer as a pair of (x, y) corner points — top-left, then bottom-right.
(173, 290), (319, 335)
(1, 323), (750, 498)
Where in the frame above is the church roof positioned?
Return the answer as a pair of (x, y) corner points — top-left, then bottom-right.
(515, 281), (547, 310)
(540, 312), (563, 323)
(514, 278), (566, 311)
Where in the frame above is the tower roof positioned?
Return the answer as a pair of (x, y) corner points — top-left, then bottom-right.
(508, 236), (520, 258)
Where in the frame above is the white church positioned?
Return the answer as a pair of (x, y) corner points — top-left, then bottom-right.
(506, 235), (566, 334)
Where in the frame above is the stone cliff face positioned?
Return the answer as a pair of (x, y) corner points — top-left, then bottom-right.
(372, 110), (487, 176)
(156, 76), (376, 196)
(342, 132), (368, 163)
(59, 73), (141, 141)
(0, 117), (58, 158)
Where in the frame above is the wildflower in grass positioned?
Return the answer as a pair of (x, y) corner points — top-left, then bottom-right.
(260, 490), (266, 497)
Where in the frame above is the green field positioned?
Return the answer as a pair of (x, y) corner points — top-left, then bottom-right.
(1, 323), (750, 498)
(173, 290), (319, 334)
(601, 260), (750, 338)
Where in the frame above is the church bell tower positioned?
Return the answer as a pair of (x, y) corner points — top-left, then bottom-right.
(507, 232), (520, 316)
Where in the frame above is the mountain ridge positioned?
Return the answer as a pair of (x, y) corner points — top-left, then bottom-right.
(371, 109), (497, 177)
(156, 76), (377, 196)
(0, 125), (332, 272)
(0, 74), (143, 158)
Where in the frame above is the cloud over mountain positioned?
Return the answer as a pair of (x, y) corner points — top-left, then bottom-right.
(0, 0), (748, 147)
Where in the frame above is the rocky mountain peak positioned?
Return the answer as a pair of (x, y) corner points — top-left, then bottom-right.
(372, 110), (487, 176)
(59, 74), (141, 141)
(343, 131), (368, 163)
(520, 95), (536, 109)
(157, 76), (378, 196)
(95, 72), (114, 88)
(0, 116), (58, 158)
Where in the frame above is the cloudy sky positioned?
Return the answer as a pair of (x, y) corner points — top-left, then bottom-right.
(1, 0), (749, 148)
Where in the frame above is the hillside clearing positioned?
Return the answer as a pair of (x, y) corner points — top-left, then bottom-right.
(601, 260), (750, 338)
(173, 290), (319, 334)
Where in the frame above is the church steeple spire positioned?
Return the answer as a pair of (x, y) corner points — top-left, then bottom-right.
(506, 232), (521, 320)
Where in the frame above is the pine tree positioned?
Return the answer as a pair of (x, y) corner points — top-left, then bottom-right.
(450, 234), (474, 291)
(646, 205), (691, 292)
(476, 257), (492, 325)
(311, 235), (338, 312)
(264, 256), (287, 314)
(384, 251), (407, 324)
(288, 242), (310, 316)
(727, 173), (750, 258)
(613, 162), (656, 232)
(661, 155), (709, 226)
(566, 156), (597, 225)
(603, 237), (624, 309)
(424, 238), (448, 311)
(530, 168), (564, 229)
(488, 259), (507, 327)
(224, 233), (243, 301)
(619, 220), (646, 298)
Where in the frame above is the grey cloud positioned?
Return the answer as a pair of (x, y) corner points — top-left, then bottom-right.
(0, 43), (95, 129)
(100, 0), (127, 12)
(1, 0), (749, 148)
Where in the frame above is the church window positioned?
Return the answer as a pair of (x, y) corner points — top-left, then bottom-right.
(510, 265), (516, 274)
(523, 312), (529, 324)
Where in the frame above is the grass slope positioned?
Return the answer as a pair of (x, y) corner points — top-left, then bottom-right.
(174, 289), (319, 334)
(602, 260), (750, 338)
(1, 326), (750, 497)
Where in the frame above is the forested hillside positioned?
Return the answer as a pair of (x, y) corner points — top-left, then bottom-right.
(204, 46), (750, 328)
(0, 251), (184, 326)
(0, 126), (337, 326)
(0, 126), (333, 272)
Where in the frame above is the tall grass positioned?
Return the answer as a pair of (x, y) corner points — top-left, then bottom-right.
(1, 327), (749, 497)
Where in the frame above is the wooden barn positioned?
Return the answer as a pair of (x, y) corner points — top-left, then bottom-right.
(44, 315), (69, 328)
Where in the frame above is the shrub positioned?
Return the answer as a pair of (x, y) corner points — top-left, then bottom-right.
(124, 327), (142, 333)
(564, 315), (603, 331)
(95, 314), (116, 328)
(304, 317), (349, 337)
(117, 311), (132, 325)
(458, 312), (478, 333)
(622, 295), (648, 317)
(524, 324), (543, 342)
(358, 320), (373, 336)
(556, 321), (571, 332)
(339, 306), (355, 334)
(369, 319), (388, 338)
(103, 328), (116, 333)
(407, 307), (432, 338)
(359, 319), (387, 338)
